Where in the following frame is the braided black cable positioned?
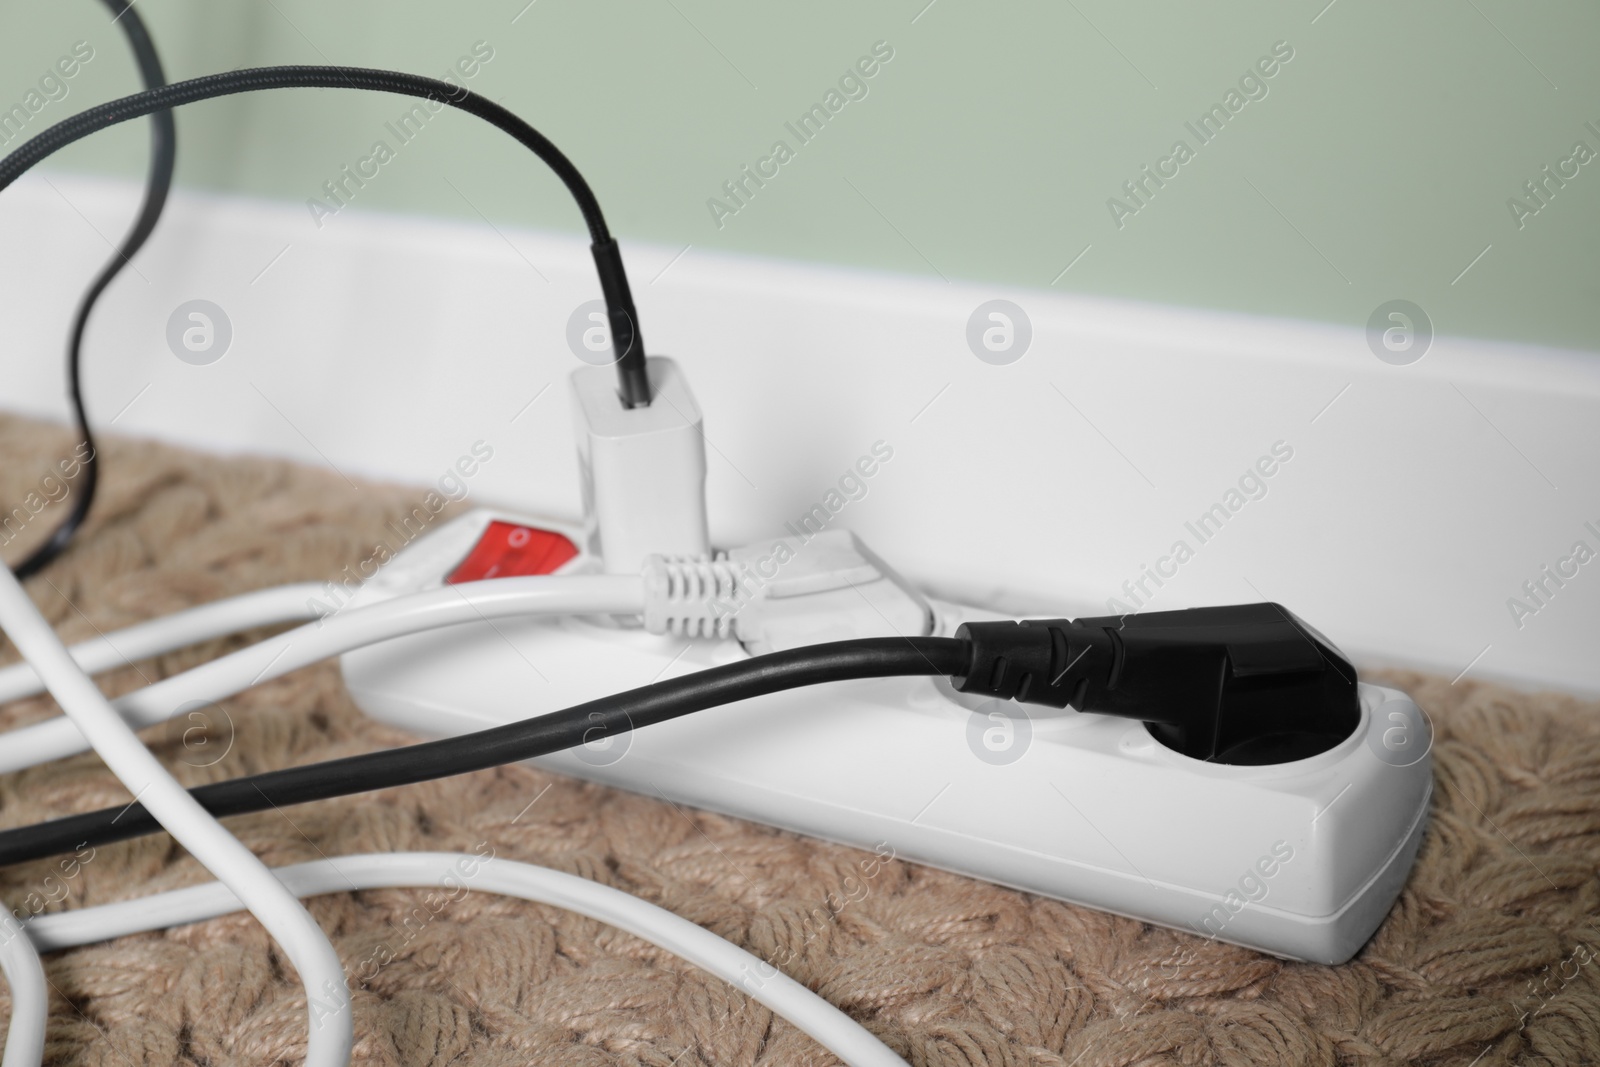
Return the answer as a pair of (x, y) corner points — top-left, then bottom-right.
(0, 64), (653, 414)
(12, 0), (176, 578)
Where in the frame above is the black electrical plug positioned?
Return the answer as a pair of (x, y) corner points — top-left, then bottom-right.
(952, 603), (1360, 765)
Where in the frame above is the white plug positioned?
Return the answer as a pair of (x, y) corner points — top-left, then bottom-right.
(641, 530), (934, 652)
(570, 356), (710, 575)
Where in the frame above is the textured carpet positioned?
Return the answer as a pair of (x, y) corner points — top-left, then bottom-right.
(0, 413), (1597, 1067)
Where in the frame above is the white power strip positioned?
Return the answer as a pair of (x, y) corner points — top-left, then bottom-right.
(341, 507), (1433, 964)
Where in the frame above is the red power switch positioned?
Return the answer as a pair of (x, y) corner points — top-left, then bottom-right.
(446, 521), (579, 584)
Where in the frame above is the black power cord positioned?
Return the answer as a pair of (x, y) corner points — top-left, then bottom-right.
(0, 636), (971, 865)
(0, 604), (1363, 866)
(11, 0), (176, 580)
(0, 64), (654, 423)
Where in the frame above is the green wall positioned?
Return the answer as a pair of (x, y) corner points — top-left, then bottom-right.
(6, 0), (1599, 351)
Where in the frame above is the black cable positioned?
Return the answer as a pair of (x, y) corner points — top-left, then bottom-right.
(0, 64), (653, 414)
(0, 636), (970, 865)
(11, 0), (176, 580)
(0, 601), (1360, 864)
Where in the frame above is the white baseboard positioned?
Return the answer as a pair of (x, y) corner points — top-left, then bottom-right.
(4, 173), (1598, 695)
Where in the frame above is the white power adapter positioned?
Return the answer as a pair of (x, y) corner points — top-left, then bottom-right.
(570, 356), (710, 574)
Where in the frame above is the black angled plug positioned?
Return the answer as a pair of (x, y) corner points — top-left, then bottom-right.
(951, 603), (1361, 765)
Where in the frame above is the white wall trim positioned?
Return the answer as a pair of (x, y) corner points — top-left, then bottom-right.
(5, 173), (1598, 695)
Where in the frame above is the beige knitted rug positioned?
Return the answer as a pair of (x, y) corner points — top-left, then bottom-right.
(0, 413), (1597, 1067)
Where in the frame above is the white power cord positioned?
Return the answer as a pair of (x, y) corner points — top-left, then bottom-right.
(0, 575), (645, 773)
(0, 537), (923, 773)
(0, 911), (46, 1067)
(0, 566), (354, 1067)
(0, 566), (914, 1063)
(0, 581), (325, 705)
(23, 852), (910, 1067)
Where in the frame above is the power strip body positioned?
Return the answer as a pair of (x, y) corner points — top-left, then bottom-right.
(342, 509), (1433, 964)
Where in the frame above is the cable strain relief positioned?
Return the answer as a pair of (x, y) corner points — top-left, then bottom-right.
(951, 619), (1112, 708)
(641, 554), (742, 639)
(590, 238), (650, 408)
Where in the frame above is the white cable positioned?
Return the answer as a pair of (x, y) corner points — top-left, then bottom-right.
(0, 566), (353, 1067)
(25, 852), (909, 1067)
(0, 911), (47, 1067)
(0, 576), (646, 774)
(0, 582), (325, 706)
